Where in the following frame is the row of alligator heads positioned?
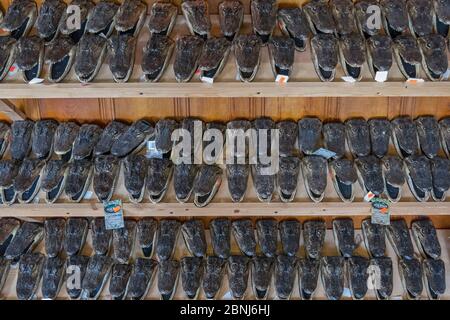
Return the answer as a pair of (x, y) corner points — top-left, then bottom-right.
(1, 0), (450, 83)
(0, 115), (449, 205)
(0, 216), (445, 300)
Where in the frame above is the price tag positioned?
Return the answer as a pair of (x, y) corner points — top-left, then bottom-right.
(200, 76), (214, 84)
(104, 199), (124, 230)
(312, 148), (337, 159)
(375, 71), (388, 82)
(8, 63), (18, 76)
(406, 78), (424, 84)
(146, 140), (163, 159)
(442, 69), (450, 80)
(275, 74), (289, 84)
(83, 191), (93, 200)
(28, 78), (44, 84)
(341, 76), (356, 83)
(342, 288), (352, 298)
(371, 198), (390, 225)
(364, 191), (375, 202)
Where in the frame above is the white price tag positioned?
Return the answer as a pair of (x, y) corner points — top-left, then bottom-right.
(442, 69), (450, 80)
(342, 288), (352, 298)
(28, 78), (44, 84)
(83, 191), (93, 200)
(275, 74), (289, 83)
(364, 191), (375, 202)
(312, 148), (337, 159)
(146, 140), (163, 159)
(375, 71), (388, 82)
(341, 76), (356, 83)
(406, 78), (424, 84)
(200, 76), (214, 84)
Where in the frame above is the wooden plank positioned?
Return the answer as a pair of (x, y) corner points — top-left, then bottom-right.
(0, 99), (26, 121)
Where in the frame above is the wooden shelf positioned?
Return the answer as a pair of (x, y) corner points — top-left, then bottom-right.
(2, 15), (450, 99)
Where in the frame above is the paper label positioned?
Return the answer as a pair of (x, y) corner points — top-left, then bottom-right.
(146, 140), (163, 159)
(364, 191), (375, 202)
(342, 288), (352, 298)
(200, 76), (214, 84)
(104, 199), (124, 230)
(442, 69), (450, 80)
(8, 63), (18, 76)
(341, 76), (356, 83)
(83, 191), (93, 200)
(275, 74), (289, 83)
(28, 78), (44, 84)
(312, 148), (337, 159)
(406, 78), (424, 84)
(375, 71), (388, 82)
(371, 198), (390, 225)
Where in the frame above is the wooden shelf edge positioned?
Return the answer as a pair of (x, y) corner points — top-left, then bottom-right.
(1, 81), (450, 98)
(0, 201), (448, 217)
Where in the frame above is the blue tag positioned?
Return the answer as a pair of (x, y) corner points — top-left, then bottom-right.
(312, 148), (337, 159)
(104, 199), (124, 230)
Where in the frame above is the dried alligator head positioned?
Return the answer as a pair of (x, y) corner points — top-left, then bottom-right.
(0, 0), (37, 39)
(74, 34), (107, 83)
(380, 0), (410, 38)
(301, 155), (327, 202)
(59, 0), (93, 43)
(354, 0), (381, 38)
(147, 1), (177, 36)
(387, 218), (415, 259)
(304, 0), (336, 35)
(64, 218), (88, 256)
(393, 35), (422, 79)
(430, 156), (450, 201)
(0, 160), (20, 205)
(155, 118), (178, 154)
(123, 154), (147, 203)
(227, 164), (249, 202)
(298, 117), (322, 155)
(10, 120), (34, 161)
(256, 219), (277, 258)
(173, 163), (197, 203)
(91, 217), (112, 256)
(398, 258), (423, 300)
(93, 155), (119, 202)
(5, 221), (43, 263)
(232, 219), (256, 257)
(14, 158), (45, 203)
(198, 37), (231, 80)
(330, 0), (357, 36)
(147, 158), (173, 203)
(366, 35), (393, 80)
(407, 0), (434, 38)
(228, 255), (250, 300)
(329, 158), (357, 202)
(418, 34), (448, 81)
(252, 117), (275, 158)
(346, 256), (369, 300)
(370, 257), (393, 300)
(109, 263), (132, 300)
(251, 256), (273, 300)
(0, 218), (20, 256)
(412, 218), (441, 259)
(112, 119), (154, 157)
(81, 254), (113, 300)
(381, 156), (405, 202)
(137, 218), (157, 258)
(439, 117), (450, 158)
(115, 0), (146, 37)
(355, 155), (384, 195)
(158, 259), (180, 300)
(361, 219), (386, 258)
(44, 218), (66, 258)
(31, 119), (58, 159)
(203, 256), (226, 299)
(142, 34), (174, 82)
(404, 155), (432, 201)
(66, 255), (89, 299)
(277, 156), (300, 202)
(279, 220), (300, 257)
(391, 116), (419, 158)
(234, 34), (262, 82)
(298, 258), (320, 300)
(320, 256), (345, 300)
(182, 0), (211, 39)
(41, 160), (68, 203)
(180, 256), (203, 299)
(15, 35), (44, 82)
(218, 0), (244, 41)
(345, 118), (370, 157)
(338, 33), (366, 80)
(41, 255), (65, 300)
(0, 36), (16, 81)
(277, 7), (309, 51)
(251, 163), (275, 202)
(321, 122), (346, 159)
(86, 0), (119, 37)
(73, 123), (102, 160)
(36, 0), (66, 42)
(415, 116), (441, 158)
(274, 255), (297, 300)
(122, 258), (155, 300)
(250, 0), (278, 44)
(303, 220), (325, 259)
(54, 121), (79, 159)
(16, 253), (44, 300)
(193, 164), (222, 207)
(45, 35), (76, 82)
(210, 218), (231, 259)
(368, 118), (391, 158)
(181, 219), (207, 258)
(156, 219), (180, 261)
(93, 121), (128, 156)
(112, 220), (136, 264)
(434, 0), (450, 37)
(108, 34), (136, 83)
(422, 258), (446, 300)
(173, 35), (204, 83)
(64, 159), (93, 202)
(268, 36), (295, 79)
(310, 34), (338, 81)
(332, 218), (356, 258)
